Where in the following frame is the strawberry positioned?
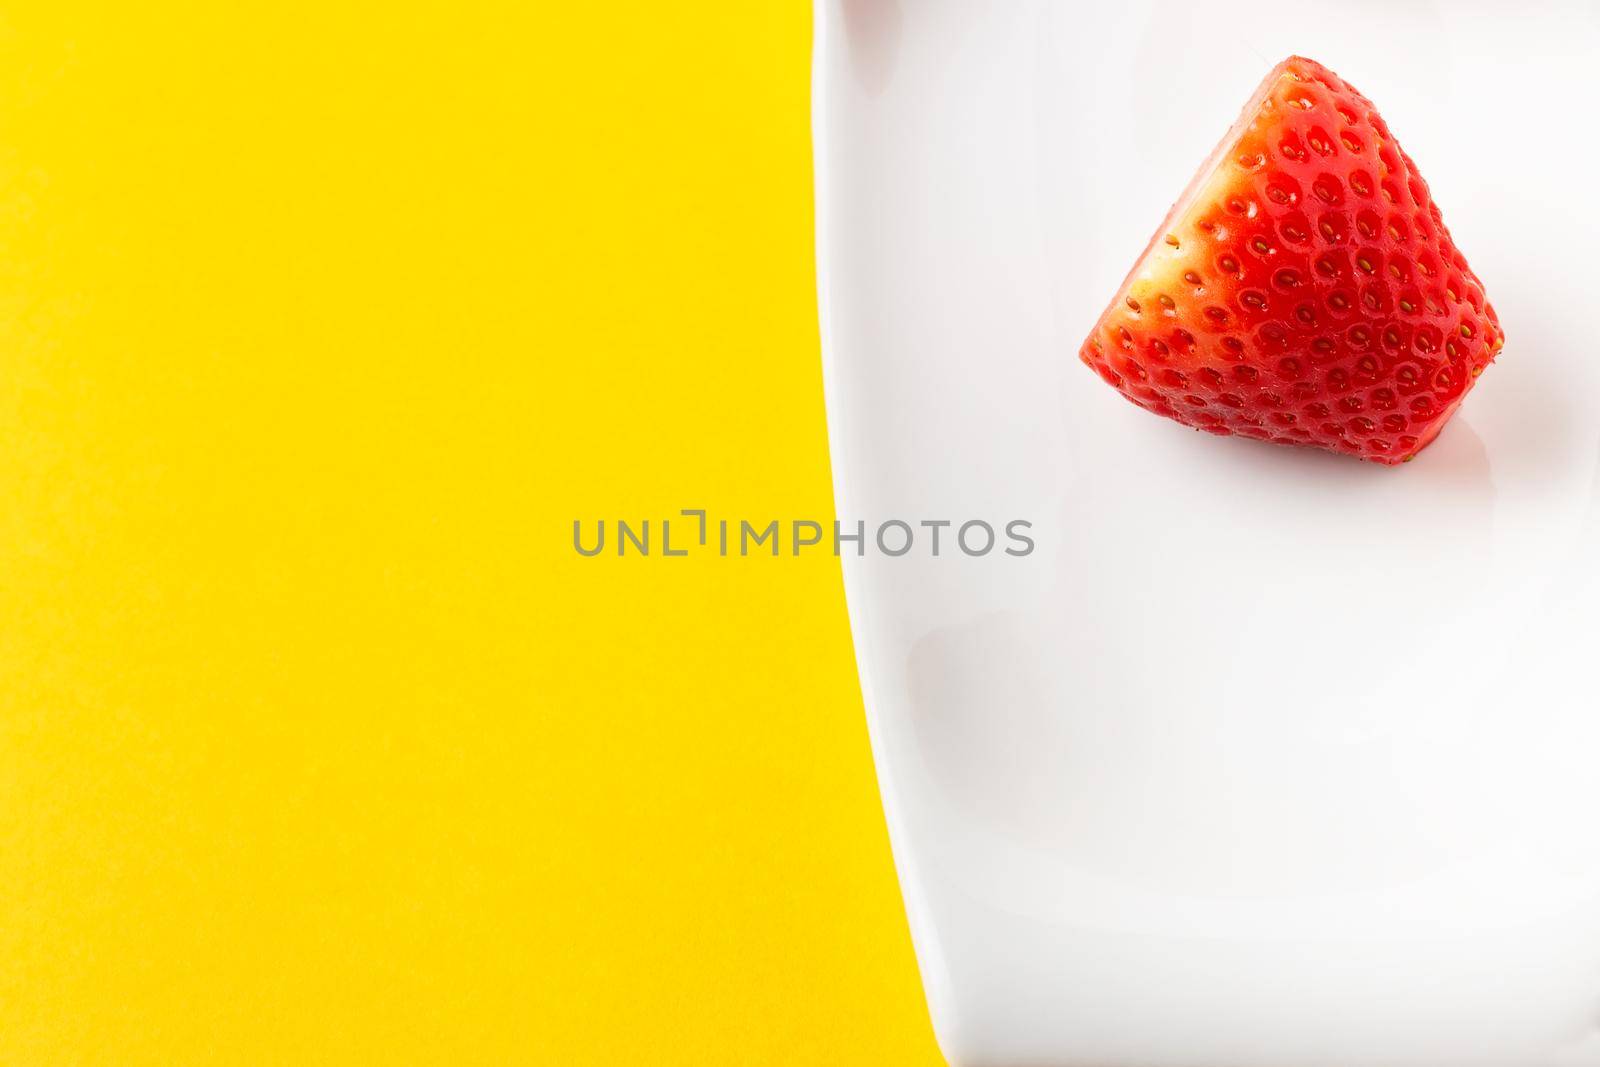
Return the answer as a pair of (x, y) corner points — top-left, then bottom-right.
(1079, 56), (1502, 465)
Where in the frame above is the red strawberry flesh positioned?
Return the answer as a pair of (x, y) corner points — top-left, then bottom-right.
(1079, 56), (1502, 465)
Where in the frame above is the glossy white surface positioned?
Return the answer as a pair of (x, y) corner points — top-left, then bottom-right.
(813, 3), (1600, 1065)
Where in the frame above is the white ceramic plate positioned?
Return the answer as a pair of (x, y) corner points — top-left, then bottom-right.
(814, 3), (1600, 1065)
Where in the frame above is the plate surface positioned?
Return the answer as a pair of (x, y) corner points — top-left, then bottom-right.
(814, 3), (1600, 1064)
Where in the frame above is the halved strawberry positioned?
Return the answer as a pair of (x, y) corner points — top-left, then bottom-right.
(1079, 56), (1502, 465)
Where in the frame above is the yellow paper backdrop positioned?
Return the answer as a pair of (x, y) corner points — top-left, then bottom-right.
(0, 2), (941, 1063)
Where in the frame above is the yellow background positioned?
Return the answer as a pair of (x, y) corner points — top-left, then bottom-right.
(0, 3), (942, 1063)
